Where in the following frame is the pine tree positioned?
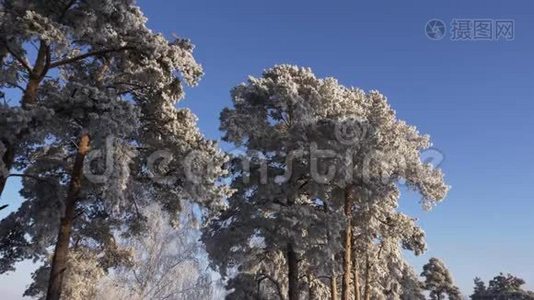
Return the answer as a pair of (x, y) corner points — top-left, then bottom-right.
(0, 1), (229, 299)
(471, 273), (534, 300)
(421, 257), (462, 300)
(203, 65), (448, 299)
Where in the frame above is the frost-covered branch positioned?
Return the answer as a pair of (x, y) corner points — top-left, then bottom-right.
(49, 46), (134, 68)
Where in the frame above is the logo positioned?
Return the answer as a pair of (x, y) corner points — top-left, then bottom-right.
(425, 19), (446, 40)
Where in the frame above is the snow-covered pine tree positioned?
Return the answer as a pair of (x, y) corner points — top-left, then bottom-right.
(351, 187), (426, 299)
(470, 273), (534, 300)
(421, 257), (462, 300)
(0, 1), (229, 299)
(400, 264), (425, 300)
(204, 65), (448, 300)
(0, 0), (198, 198)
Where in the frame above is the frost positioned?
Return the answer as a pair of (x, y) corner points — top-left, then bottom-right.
(205, 65), (449, 299)
(421, 258), (462, 300)
(0, 1), (229, 297)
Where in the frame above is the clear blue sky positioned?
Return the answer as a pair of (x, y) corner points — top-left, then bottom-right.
(1, 0), (533, 298)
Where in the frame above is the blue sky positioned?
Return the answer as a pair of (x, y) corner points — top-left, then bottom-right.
(1, 0), (533, 298)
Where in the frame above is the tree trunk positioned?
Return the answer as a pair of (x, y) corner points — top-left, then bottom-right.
(21, 74), (41, 108)
(363, 254), (371, 300)
(46, 132), (90, 300)
(0, 41), (48, 199)
(341, 186), (352, 300)
(0, 141), (14, 198)
(287, 242), (299, 300)
(22, 40), (48, 107)
(0, 48), (7, 194)
(352, 248), (361, 300)
(307, 273), (314, 300)
(331, 274), (338, 300)
(353, 268), (361, 300)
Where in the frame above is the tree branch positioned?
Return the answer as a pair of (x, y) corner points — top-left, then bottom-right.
(257, 273), (284, 300)
(1, 40), (32, 73)
(49, 46), (134, 68)
(8, 173), (56, 185)
(58, 0), (77, 22)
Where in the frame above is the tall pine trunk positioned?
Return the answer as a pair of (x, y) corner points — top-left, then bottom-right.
(46, 132), (90, 300)
(363, 253), (371, 300)
(341, 186), (352, 300)
(307, 273), (313, 300)
(0, 41), (47, 198)
(353, 268), (361, 300)
(352, 235), (361, 300)
(287, 242), (299, 300)
(331, 273), (338, 300)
